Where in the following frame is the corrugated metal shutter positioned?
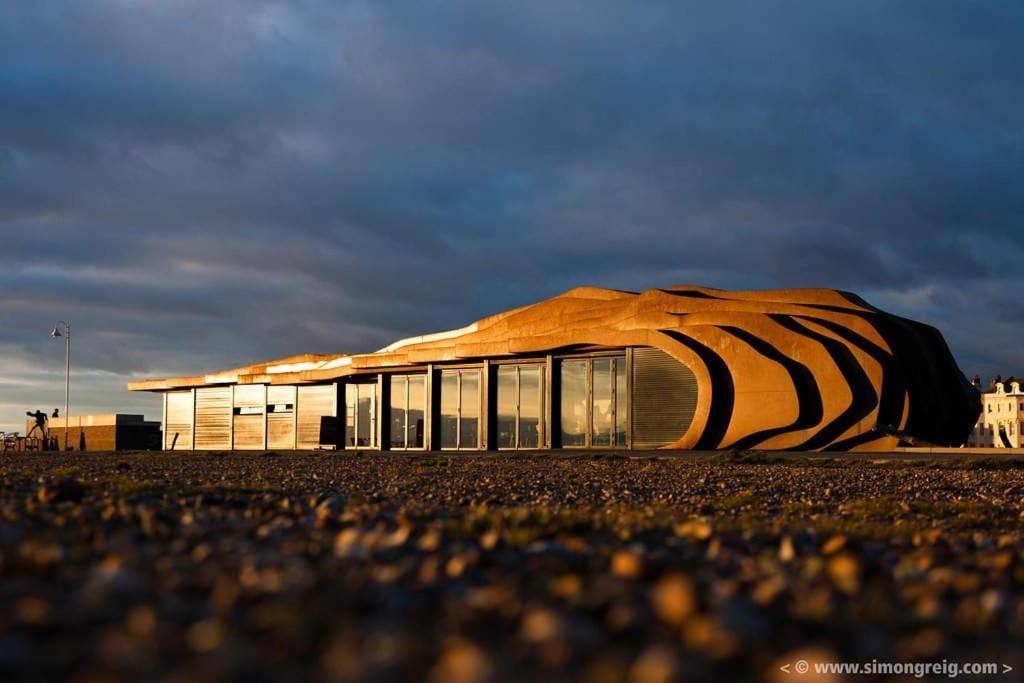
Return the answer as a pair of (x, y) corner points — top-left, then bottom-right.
(233, 385), (266, 450)
(267, 385), (297, 450)
(297, 384), (336, 449)
(194, 386), (232, 450)
(631, 347), (698, 448)
(165, 391), (194, 450)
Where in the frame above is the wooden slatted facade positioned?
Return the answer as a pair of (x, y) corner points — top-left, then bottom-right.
(194, 386), (232, 450)
(164, 390), (194, 450)
(267, 385), (297, 450)
(631, 347), (699, 448)
(296, 384), (337, 449)
(232, 384), (266, 450)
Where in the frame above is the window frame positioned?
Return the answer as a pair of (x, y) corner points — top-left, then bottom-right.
(495, 363), (545, 450)
(558, 355), (627, 449)
(389, 373), (427, 451)
(439, 368), (482, 451)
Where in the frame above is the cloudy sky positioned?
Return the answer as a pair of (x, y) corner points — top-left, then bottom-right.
(1, 1), (1022, 433)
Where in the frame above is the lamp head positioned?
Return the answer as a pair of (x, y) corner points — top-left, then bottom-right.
(50, 326), (62, 339)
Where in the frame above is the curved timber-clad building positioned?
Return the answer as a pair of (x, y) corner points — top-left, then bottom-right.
(128, 285), (980, 452)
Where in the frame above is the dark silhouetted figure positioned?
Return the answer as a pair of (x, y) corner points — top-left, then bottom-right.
(25, 410), (48, 439)
(52, 408), (60, 418)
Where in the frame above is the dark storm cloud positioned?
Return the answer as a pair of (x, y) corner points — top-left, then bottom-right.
(2, 0), (1023, 430)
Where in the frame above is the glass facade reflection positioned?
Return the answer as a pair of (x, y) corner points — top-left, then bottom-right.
(389, 374), (425, 449)
(345, 382), (377, 448)
(560, 360), (588, 447)
(592, 358), (613, 446)
(441, 369), (481, 449)
(344, 353), (630, 452)
(496, 367), (516, 449)
(518, 366), (541, 448)
(440, 372), (458, 449)
(559, 356), (627, 448)
(496, 364), (543, 449)
(408, 376), (425, 448)
(460, 372), (479, 449)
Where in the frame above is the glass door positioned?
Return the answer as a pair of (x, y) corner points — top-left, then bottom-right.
(440, 369), (481, 450)
(496, 364), (544, 449)
(559, 356), (627, 448)
(345, 381), (378, 448)
(389, 374), (426, 450)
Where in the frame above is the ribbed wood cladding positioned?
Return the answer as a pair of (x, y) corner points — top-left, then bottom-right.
(165, 391), (194, 450)
(296, 384), (336, 449)
(194, 386), (232, 450)
(232, 385), (266, 450)
(267, 385), (297, 449)
(133, 285), (980, 451)
(632, 347), (698, 448)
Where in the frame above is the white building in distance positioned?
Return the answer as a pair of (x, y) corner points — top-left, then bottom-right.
(966, 376), (1024, 448)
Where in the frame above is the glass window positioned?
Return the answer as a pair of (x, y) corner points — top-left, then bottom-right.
(389, 375), (426, 449)
(390, 376), (407, 449)
(519, 366), (542, 449)
(408, 376), (425, 448)
(560, 356), (626, 448)
(592, 359), (613, 447)
(440, 372), (459, 449)
(560, 360), (588, 447)
(346, 382), (377, 448)
(440, 369), (481, 449)
(460, 371), (480, 449)
(496, 367), (517, 449)
(357, 390), (373, 446)
(345, 387), (357, 447)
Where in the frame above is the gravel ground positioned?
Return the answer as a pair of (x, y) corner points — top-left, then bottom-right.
(1, 451), (1023, 682)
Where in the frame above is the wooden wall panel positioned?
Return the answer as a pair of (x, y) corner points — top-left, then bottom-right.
(165, 390), (194, 450)
(267, 385), (296, 450)
(194, 386), (232, 450)
(632, 347), (698, 448)
(297, 384), (336, 449)
(233, 384), (266, 450)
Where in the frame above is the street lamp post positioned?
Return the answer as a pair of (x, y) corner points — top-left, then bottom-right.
(50, 322), (70, 451)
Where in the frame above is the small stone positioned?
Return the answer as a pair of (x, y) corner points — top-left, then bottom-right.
(779, 536), (796, 562)
(521, 608), (565, 643)
(446, 553), (472, 578)
(418, 528), (442, 552)
(430, 639), (492, 683)
(14, 596), (50, 625)
(125, 604), (157, 637)
(826, 554), (860, 594)
(37, 478), (85, 504)
(334, 528), (363, 557)
(611, 550), (644, 579)
(315, 495), (347, 525)
(479, 530), (500, 550)
(650, 573), (696, 625)
(821, 534), (848, 555)
(751, 576), (786, 607)
(674, 518), (713, 540)
(629, 645), (678, 683)
(548, 574), (582, 600)
(186, 619), (225, 653)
